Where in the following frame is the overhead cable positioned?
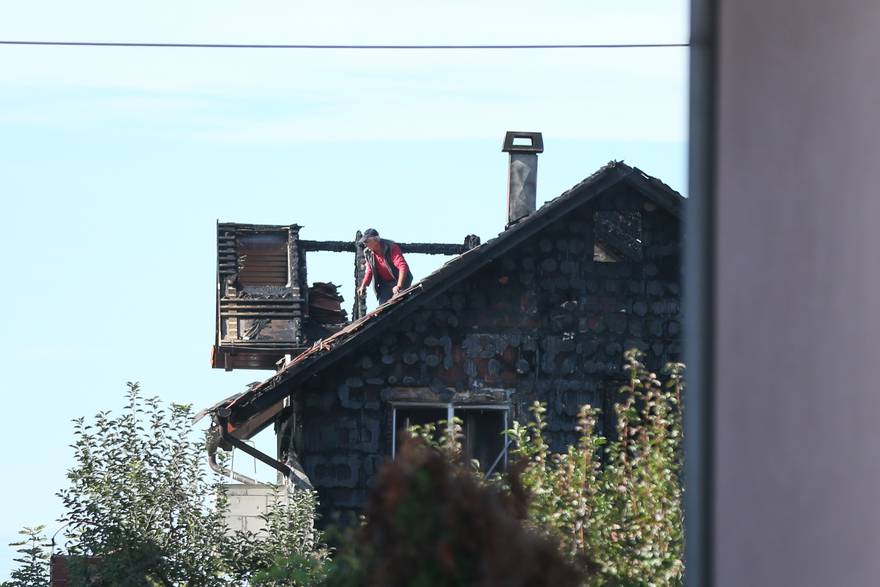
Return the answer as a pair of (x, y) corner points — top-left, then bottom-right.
(0, 40), (689, 50)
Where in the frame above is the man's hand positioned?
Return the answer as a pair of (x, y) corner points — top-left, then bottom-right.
(357, 286), (365, 297)
(392, 285), (401, 297)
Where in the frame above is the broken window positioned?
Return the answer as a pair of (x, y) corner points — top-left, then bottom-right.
(392, 404), (509, 474)
(461, 408), (508, 475)
(237, 233), (289, 286)
(593, 211), (643, 262)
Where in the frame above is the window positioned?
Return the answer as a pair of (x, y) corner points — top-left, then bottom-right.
(392, 403), (509, 474)
(593, 210), (643, 262)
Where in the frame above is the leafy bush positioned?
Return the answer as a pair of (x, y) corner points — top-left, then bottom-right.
(322, 434), (582, 587)
(235, 487), (328, 586)
(396, 350), (685, 586)
(508, 349), (685, 586)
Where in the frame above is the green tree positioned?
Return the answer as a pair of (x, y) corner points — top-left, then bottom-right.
(58, 383), (232, 585)
(2, 526), (49, 587)
(5, 383), (325, 586)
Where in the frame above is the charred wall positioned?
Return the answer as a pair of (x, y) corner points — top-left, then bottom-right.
(282, 185), (681, 521)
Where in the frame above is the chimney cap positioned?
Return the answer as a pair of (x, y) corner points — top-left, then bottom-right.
(502, 131), (544, 154)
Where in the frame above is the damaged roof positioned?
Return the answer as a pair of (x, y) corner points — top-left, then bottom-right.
(216, 161), (685, 438)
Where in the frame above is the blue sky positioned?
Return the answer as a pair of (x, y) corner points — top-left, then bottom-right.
(0, 0), (688, 576)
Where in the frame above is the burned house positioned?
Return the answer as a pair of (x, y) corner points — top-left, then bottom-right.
(208, 132), (684, 520)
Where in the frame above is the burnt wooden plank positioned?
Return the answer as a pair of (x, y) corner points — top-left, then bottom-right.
(300, 240), (469, 255)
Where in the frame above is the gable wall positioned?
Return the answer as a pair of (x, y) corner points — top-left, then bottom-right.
(284, 184), (681, 521)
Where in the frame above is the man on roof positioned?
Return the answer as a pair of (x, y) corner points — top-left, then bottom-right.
(356, 228), (414, 305)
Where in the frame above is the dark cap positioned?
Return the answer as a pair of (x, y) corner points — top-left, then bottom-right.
(358, 228), (379, 245)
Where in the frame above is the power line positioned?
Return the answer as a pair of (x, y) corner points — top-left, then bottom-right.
(0, 40), (688, 50)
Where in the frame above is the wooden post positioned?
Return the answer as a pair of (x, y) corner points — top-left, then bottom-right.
(352, 231), (367, 320)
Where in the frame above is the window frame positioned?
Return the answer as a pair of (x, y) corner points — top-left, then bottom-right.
(390, 402), (510, 474)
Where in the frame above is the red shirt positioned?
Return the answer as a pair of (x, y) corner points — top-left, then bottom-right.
(362, 243), (408, 286)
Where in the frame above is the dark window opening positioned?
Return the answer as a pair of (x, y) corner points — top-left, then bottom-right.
(238, 233), (289, 286)
(462, 409), (507, 474)
(395, 406), (448, 443)
(392, 404), (508, 474)
(593, 210), (643, 262)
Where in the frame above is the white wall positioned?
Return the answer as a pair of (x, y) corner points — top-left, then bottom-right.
(222, 483), (282, 535)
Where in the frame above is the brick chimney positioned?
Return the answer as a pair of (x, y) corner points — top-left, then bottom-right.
(502, 131), (544, 226)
